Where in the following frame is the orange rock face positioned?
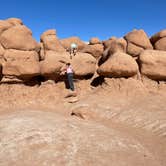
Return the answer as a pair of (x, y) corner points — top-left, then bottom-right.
(150, 29), (166, 51)
(97, 52), (138, 77)
(125, 29), (153, 49)
(0, 43), (5, 57)
(0, 25), (39, 51)
(0, 20), (13, 34)
(139, 50), (166, 80)
(2, 49), (40, 79)
(60, 36), (87, 50)
(124, 29), (153, 57)
(103, 37), (127, 53)
(80, 44), (104, 58)
(41, 29), (65, 52)
(40, 51), (70, 80)
(150, 29), (166, 44)
(0, 18), (40, 82)
(154, 37), (166, 51)
(89, 37), (101, 45)
(71, 52), (96, 78)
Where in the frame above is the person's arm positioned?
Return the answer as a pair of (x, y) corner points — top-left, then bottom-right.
(60, 65), (67, 75)
(71, 66), (75, 74)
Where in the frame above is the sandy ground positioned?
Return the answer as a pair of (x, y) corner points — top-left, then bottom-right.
(0, 78), (165, 165)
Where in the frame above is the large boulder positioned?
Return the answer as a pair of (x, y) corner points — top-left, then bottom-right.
(2, 49), (40, 80)
(103, 37), (127, 51)
(40, 51), (70, 80)
(89, 37), (101, 45)
(80, 44), (104, 59)
(97, 52), (138, 77)
(150, 29), (166, 44)
(71, 52), (96, 78)
(0, 20), (13, 35)
(154, 37), (166, 51)
(125, 29), (153, 49)
(124, 29), (153, 57)
(40, 29), (65, 52)
(60, 36), (87, 50)
(139, 50), (166, 80)
(103, 37), (127, 57)
(40, 51), (96, 80)
(150, 30), (166, 51)
(0, 25), (39, 51)
(100, 38), (127, 63)
(127, 42), (144, 57)
(6, 18), (23, 26)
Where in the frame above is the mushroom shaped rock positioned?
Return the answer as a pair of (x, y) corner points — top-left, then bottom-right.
(40, 29), (65, 52)
(97, 52), (138, 77)
(139, 50), (166, 80)
(89, 37), (101, 45)
(2, 49), (40, 80)
(71, 52), (96, 78)
(0, 25), (39, 51)
(40, 51), (70, 80)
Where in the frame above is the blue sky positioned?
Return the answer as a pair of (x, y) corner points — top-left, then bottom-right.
(1, 0), (166, 41)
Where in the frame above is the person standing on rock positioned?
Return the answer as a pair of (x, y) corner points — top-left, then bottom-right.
(70, 43), (77, 58)
(66, 63), (75, 91)
(60, 63), (75, 91)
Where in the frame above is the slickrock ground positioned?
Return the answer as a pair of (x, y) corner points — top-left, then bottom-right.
(0, 78), (165, 166)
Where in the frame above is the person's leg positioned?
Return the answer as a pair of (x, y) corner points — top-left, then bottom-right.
(67, 73), (74, 91)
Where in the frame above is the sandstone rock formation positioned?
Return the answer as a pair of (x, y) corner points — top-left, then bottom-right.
(150, 29), (166, 43)
(39, 29), (67, 78)
(40, 51), (96, 80)
(124, 29), (153, 57)
(6, 18), (23, 26)
(89, 37), (101, 45)
(97, 52), (138, 77)
(2, 49), (40, 80)
(71, 52), (96, 78)
(0, 17), (166, 84)
(154, 37), (166, 51)
(40, 51), (70, 80)
(40, 30), (97, 80)
(40, 29), (65, 53)
(126, 42), (144, 57)
(0, 25), (39, 51)
(0, 17), (165, 166)
(0, 43), (5, 57)
(150, 29), (166, 51)
(103, 37), (127, 52)
(0, 20), (13, 34)
(139, 50), (166, 80)
(0, 18), (40, 82)
(102, 37), (127, 62)
(60, 36), (87, 50)
(80, 43), (104, 59)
